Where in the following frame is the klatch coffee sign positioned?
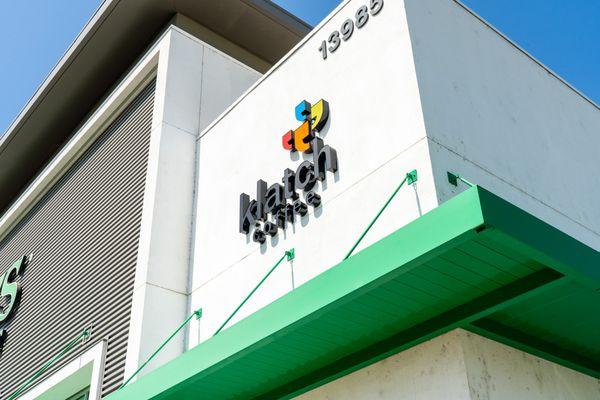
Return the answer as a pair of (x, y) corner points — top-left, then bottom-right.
(239, 99), (338, 244)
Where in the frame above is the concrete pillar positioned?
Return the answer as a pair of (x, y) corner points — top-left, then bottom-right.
(123, 26), (261, 380)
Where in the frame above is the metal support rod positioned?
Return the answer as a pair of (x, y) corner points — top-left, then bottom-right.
(344, 170), (417, 261)
(447, 171), (475, 187)
(120, 309), (203, 390)
(214, 249), (294, 336)
(9, 329), (90, 400)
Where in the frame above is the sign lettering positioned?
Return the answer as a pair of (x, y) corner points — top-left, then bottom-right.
(239, 100), (338, 244)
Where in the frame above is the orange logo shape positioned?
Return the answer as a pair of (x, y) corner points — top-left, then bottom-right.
(282, 99), (329, 154)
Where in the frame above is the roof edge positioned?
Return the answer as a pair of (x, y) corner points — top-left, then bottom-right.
(0, 0), (312, 217)
(453, 0), (599, 111)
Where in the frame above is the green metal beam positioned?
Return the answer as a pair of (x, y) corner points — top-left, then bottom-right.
(467, 318), (600, 378)
(476, 188), (600, 289)
(258, 268), (565, 399)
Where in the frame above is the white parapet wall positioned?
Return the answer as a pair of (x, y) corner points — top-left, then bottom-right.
(404, 0), (600, 250)
(188, 0), (439, 345)
(296, 329), (600, 399)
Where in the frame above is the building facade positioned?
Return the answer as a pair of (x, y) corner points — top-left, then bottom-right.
(0, 0), (598, 399)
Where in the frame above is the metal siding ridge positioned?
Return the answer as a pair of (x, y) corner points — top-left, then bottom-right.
(0, 81), (155, 399)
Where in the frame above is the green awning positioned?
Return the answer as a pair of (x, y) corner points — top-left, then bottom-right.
(109, 186), (600, 400)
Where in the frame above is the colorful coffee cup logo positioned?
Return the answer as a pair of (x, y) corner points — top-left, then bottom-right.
(282, 99), (329, 153)
(239, 99), (338, 245)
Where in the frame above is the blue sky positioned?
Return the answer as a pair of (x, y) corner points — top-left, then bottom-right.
(1, 0), (598, 135)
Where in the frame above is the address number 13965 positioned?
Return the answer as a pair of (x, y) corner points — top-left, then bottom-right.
(318, 0), (384, 60)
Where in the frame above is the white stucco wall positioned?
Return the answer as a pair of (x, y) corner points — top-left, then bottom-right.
(188, 0), (437, 345)
(297, 329), (600, 400)
(404, 0), (600, 250)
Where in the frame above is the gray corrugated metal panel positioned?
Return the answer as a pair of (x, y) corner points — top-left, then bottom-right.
(0, 81), (155, 399)
(5, 252), (139, 366)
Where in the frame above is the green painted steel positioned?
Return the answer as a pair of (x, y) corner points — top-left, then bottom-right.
(469, 278), (600, 377)
(8, 329), (90, 400)
(120, 310), (203, 390)
(447, 171), (475, 187)
(214, 250), (294, 336)
(343, 169), (417, 261)
(107, 186), (600, 400)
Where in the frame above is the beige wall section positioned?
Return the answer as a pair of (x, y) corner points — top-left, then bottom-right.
(297, 330), (600, 400)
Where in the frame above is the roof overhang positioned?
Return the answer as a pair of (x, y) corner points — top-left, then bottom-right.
(0, 0), (310, 215)
(108, 186), (600, 399)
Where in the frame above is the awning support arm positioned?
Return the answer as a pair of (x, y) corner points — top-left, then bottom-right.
(214, 249), (295, 337)
(447, 171), (475, 187)
(343, 169), (417, 261)
(119, 309), (203, 390)
(8, 328), (90, 400)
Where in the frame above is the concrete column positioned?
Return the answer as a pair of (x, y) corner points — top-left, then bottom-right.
(123, 27), (203, 380)
(123, 26), (262, 379)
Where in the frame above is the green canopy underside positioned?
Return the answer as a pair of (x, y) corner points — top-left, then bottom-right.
(109, 186), (600, 400)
